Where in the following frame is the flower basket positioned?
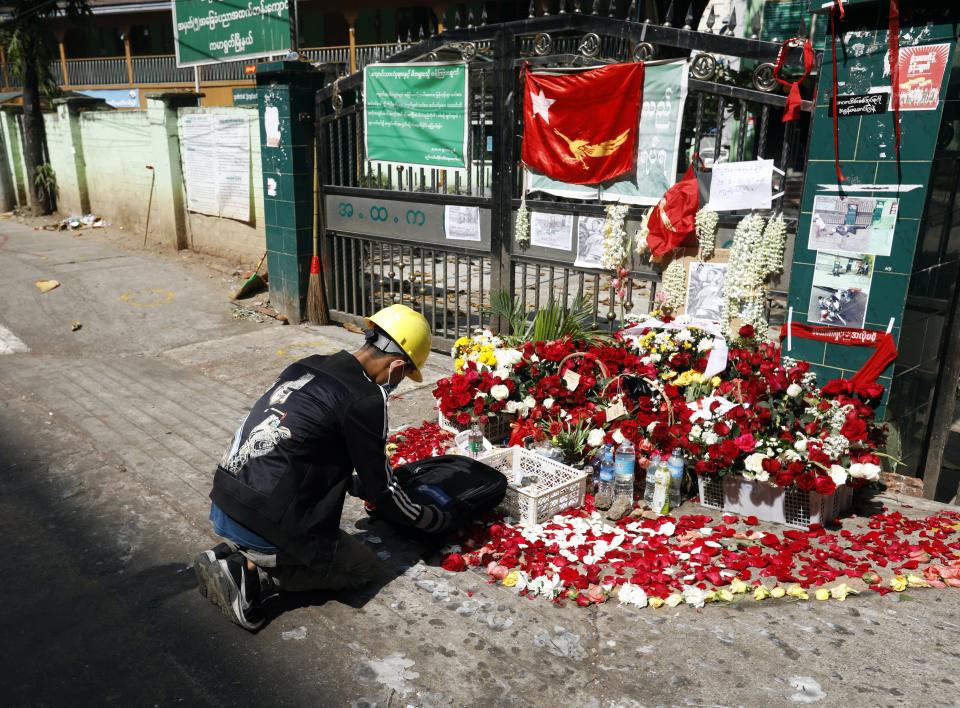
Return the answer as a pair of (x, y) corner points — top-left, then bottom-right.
(437, 410), (515, 444)
(478, 447), (589, 526)
(697, 474), (853, 529)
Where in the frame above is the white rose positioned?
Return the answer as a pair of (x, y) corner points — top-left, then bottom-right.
(794, 438), (808, 453)
(703, 431), (719, 446)
(848, 462), (880, 481)
(530, 354), (540, 363)
(523, 396), (536, 408)
(587, 429), (606, 448)
(505, 400), (520, 414)
(744, 452), (767, 475)
(828, 464), (848, 487)
(543, 398), (555, 410)
(492, 367), (511, 380)
(755, 469), (770, 483)
(490, 384), (509, 401)
(690, 425), (703, 440)
(786, 383), (803, 398)
(612, 429), (625, 445)
(650, 353), (662, 363)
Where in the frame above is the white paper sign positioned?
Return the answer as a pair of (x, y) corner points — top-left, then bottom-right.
(708, 159), (775, 212)
(264, 106), (281, 147)
(574, 216), (605, 269)
(530, 211), (573, 251)
(444, 205), (481, 241)
(180, 113), (251, 222)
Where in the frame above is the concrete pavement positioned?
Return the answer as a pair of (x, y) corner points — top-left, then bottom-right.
(1, 220), (958, 707)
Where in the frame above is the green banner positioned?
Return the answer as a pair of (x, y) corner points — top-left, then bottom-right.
(232, 88), (258, 107)
(173, 0), (291, 68)
(363, 63), (468, 169)
(525, 59), (688, 205)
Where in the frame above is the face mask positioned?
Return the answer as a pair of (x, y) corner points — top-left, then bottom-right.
(381, 360), (404, 395)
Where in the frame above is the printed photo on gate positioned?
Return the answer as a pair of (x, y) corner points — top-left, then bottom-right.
(808, 195), (898, 257)
(685, 262), (727, 321)
(807, 250), (874, 329)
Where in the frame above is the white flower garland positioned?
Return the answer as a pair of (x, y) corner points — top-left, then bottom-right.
(761, 215), (787, 277)
(660, 257), (687, 313)
(601, 203), (630, 272)
(515, 194), (530, 249)
(695, 208), (719, 260)
(721, 213), (767, 337)
(635, 207), (653, 261)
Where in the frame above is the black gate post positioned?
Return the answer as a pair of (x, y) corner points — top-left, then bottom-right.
(489, 26), (517, 333)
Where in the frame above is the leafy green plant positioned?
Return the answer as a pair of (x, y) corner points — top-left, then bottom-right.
(34, 162), (57, 205)
(546, 419), (594, 467)
(486, 290), (605, 344)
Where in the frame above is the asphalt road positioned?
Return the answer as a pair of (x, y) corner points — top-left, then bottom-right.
(2, 220), (960, 708)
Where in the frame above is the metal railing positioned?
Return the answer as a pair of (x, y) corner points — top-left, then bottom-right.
(23, 42), (414, 90)
(316, 13), (815, 347)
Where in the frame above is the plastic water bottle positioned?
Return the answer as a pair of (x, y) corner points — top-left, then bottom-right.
(643, 453), (661, 504)
(667, 448), (685, 510)
(467, 423), (483, 458)
(614, 439), (636, 504)
(590, 446), (606, 495)
(595, 446), (616, 508)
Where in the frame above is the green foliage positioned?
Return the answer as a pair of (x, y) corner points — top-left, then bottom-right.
(546, 418), (593, 467)
(34, 162), (56, 203)
(486, 290), (605, 344)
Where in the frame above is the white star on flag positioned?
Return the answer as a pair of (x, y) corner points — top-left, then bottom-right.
(530, 89), (555, 124)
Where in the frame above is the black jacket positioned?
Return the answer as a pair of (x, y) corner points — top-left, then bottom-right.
(210, 351), (447, 567)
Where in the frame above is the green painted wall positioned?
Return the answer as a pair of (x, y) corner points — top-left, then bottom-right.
(784, 2), (959, 474)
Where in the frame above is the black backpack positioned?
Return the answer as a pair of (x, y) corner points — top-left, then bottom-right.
(392, 455), (508, 526)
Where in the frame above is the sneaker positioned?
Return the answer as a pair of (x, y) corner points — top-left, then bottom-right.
(192, 542), (234, 605)
(193, 551), (265, 631)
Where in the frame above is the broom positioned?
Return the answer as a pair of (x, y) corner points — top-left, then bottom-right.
(231, 252), (268, 300)
(307, 137), (329, 325)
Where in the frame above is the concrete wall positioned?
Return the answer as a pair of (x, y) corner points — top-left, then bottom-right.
(25, 98), (265, 263)
(80, 109), (157, 238)
(178, 105), (265, 263)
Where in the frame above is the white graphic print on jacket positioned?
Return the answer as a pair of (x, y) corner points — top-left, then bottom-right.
(222, 413), (292, 474)
(268, 372), (314, 406)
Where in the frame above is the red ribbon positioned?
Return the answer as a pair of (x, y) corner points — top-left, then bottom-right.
(773, 38), (814, 123)
(778, 322), (898, 395)
(889, 0), (901, 170)
(830, 1), (845, 183)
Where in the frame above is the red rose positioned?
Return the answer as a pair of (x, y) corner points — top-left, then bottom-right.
(456, 412), (471, 426)
(773, 470), (795, 488)
(734, 434), (756, 453)
(821, 378), (851, 395)
(814, 476), (836, 496)
(795, 473), (816, 492)
(618, 420), (639, 441)
(857, 382), (884, 399)
(840, 419), (867, 442)
(738, 324), (755, 338)
(440, 553), (466, 572)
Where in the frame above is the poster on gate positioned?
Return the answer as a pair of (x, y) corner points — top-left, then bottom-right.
(525, 59), (689, 205)
(363, 63), (468, 169)
(897, 43), (951, 111)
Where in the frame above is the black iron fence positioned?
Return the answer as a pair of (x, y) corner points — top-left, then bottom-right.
(316, 11), (816, 349)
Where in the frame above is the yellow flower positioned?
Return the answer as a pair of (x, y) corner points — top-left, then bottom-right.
(665, 593), (683, 608)
(711, 376), (722, 387)
(502, 571), (520, 588)
(716, 589), (734, 602)
(890, 576), (908, 592)
(661, 370), (677, 380)
(770, 586), (786, 599)
(753, 585), (771, 601)
(683, 341), (693, 349)
(830, 583), (859, 601)
(729, 579), (749, 595)
(787, 585), (809, 600)
(815, 588), (831, 601)
(906, 574), (929, 588)
(649, 596), (665, 608)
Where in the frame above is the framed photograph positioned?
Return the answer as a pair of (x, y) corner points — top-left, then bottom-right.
(808, 195), (898, 257)
(574, 216), (605, 269)
(684, 261), (728, 322)
(807, 250), (874, 328)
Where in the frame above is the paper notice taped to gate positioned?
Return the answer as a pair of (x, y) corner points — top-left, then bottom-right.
(707, 159), (775, 212)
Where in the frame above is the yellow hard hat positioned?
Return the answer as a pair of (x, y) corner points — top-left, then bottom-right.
(365, 304), (432, 382)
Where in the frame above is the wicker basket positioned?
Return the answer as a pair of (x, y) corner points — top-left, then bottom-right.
(438, 410), (515, 444)
(478, 447), (589, 526)
(697, 474), (853, 529)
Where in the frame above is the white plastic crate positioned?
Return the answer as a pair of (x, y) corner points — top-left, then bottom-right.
(478, 447), (589, 526)
(697, 474), (853, 529)
(438, 410), (515, 444)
